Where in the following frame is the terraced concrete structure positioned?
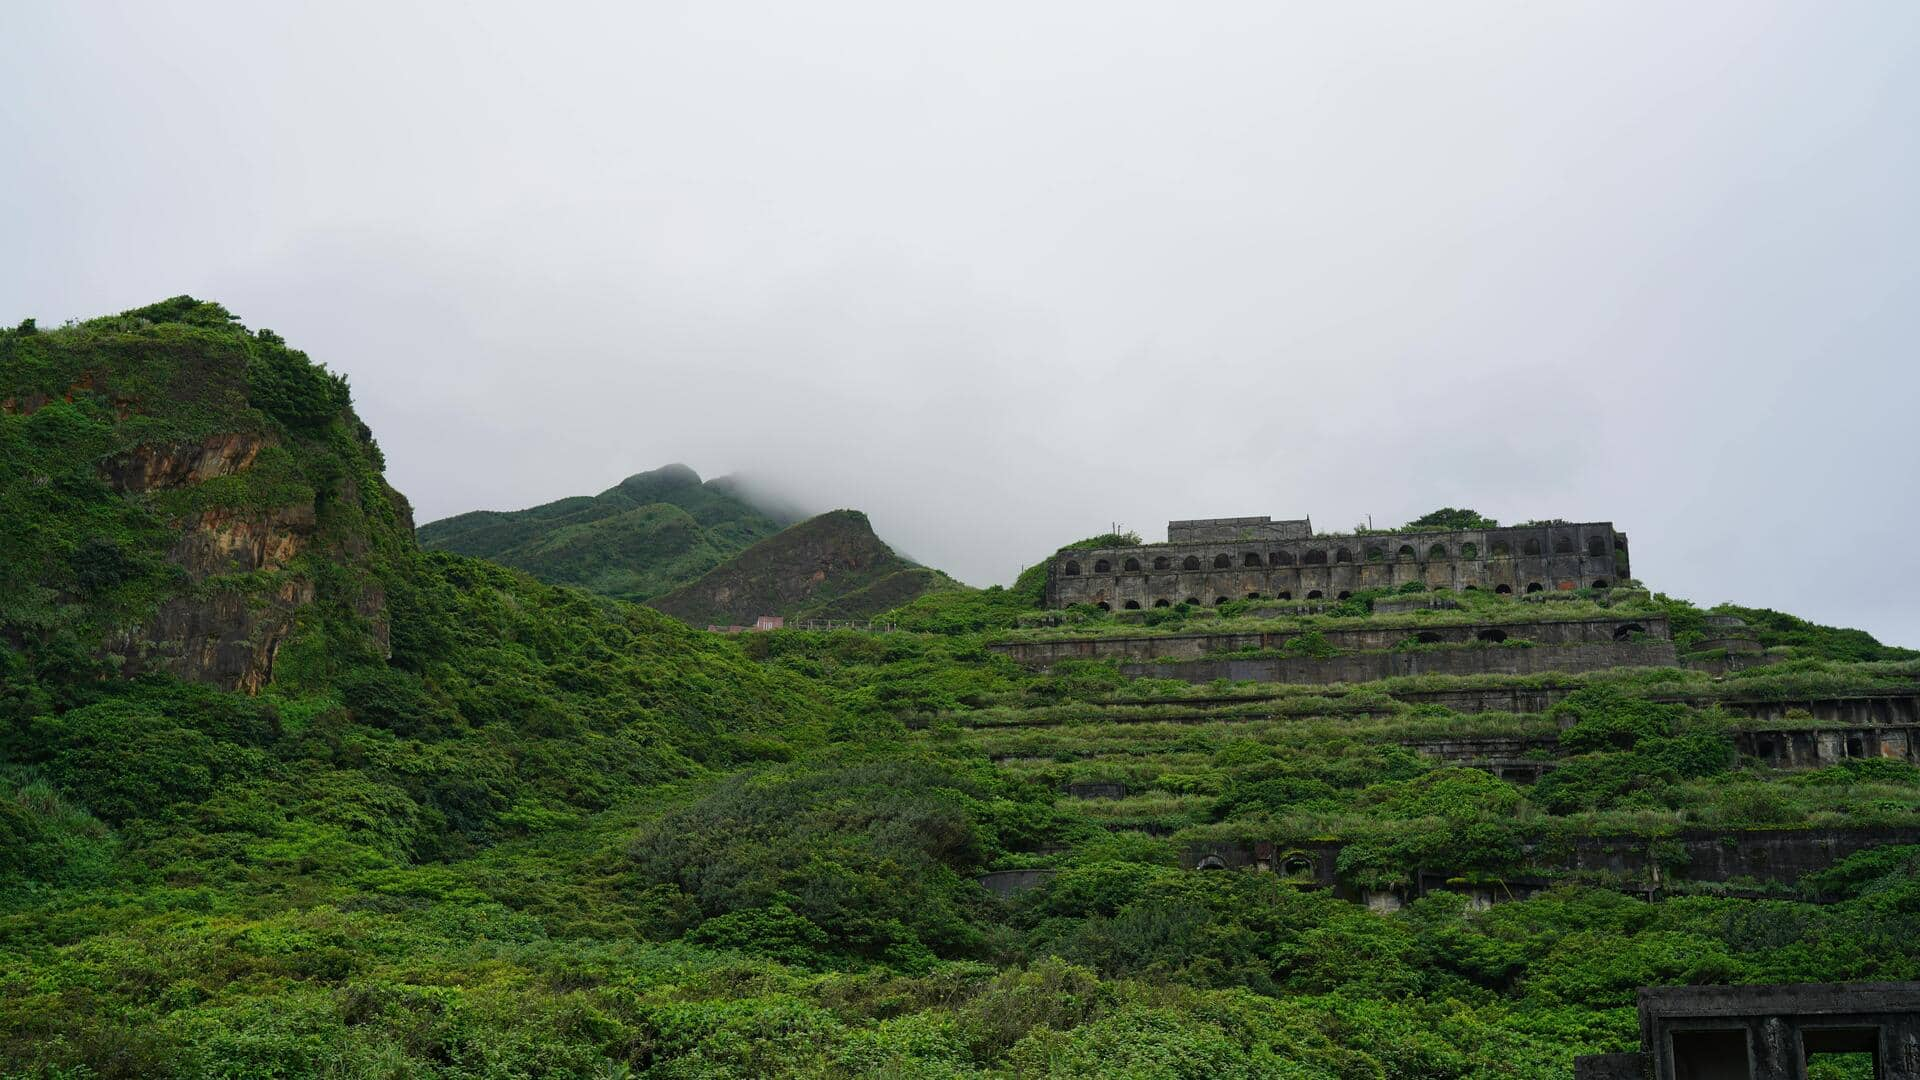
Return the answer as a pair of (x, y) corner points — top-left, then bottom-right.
(1046, 515), (1630, 610)
(1576, 981), (1920, 1079)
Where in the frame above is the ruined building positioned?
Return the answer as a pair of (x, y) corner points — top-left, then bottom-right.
(1044, 515), (1630, 610)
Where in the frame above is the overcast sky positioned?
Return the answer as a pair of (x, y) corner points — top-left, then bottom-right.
(4, 2), (1918, 645)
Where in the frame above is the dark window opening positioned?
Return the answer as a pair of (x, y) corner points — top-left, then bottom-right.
(1153, 555), (1171, 570)
(1464, 584), (1479, 591)
(1335, 548), (1353, 564)
(1587, 536), (1608, 557)
(1214, 596), (1229, 605)
(1094, 559), (1112, 573)
(1477, 628), (1508, 643)
(1592, 579), (1610, 589)
(1415, 631), (1443, 644)
(1554, 535), (1575, 554)
(1306, 590), (1324, 600)
(1280, 853), (1315, 879)
(1461, 542), (1478, 559)
(1491, 540), (1511, 557)
(1755, 737), (1777, 758)
(1153, 598), (1171, 608)
(1276, 591), (1293, 600)
(1095, 601), (1110, 611)
(1246, 592), (1261, 600)
(1244, 552), (1262, 567)
(1432, 583), (1448, 591)
(1213, 554), (1231, 569)
(1612, 623), (1646, 641)
(1428, 543), (1447, 559)
(1184, 597), (1200, 606)
(1846, 737), (1865, 758)
(1366, 546), (1385, 562)
(1272, 550), (1296, 566)
(1336, 590), (1351, 600)
(1303, 549), (1328, 565)
(1523, 538), (1542, 556)
(1670, 1029), (1749, 1079)
(1063, 561), (1080, 576)
(1397, 544), (1417, 560)
(1123, 600), (1141, 610)
(1494, 584), (1513, 594)
(1183, 555), (1201, 571)
(1525, 582), (1544, 593)
(1123, 557), (1141, 571)
(1196, 855), (1227, 871)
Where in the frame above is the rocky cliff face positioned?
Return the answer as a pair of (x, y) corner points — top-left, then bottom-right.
(1, 297), (414, 694)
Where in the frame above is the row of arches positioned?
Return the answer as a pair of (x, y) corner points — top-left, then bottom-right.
(1063, 535), (1614, 576)
(1086, 579), (1613, 610)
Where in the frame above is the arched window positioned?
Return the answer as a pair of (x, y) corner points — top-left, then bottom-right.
(1587, 536), (1608, 557)
(1522, 539), (1541, 556)
(1592, 579), (1610, 590)
(1246, 592), (1261, 600)
(1153, 556), (1171, 570)
(1336, 590), (1351, 600)
(1214, 596), (1230, 605)
(1276, 591), (1292, 600)
(1123, 557), (1141, 572)
(1303, 549), (1328, 565)
(1183, 555), (1201, 571)
(1306, 589), (1324, 599)
(1280, 853), (1315, 879)
(1554, 535), (1575, 554)
(1153, 598), (1171, 607)
(1464, 584), (1479, 591)
(1271, 550), (1296, 566)
(1461, 542), (1478, 559)
(1366, 546), (1385, 563)
(1123, 600), (1141, 610)
(1494, 584), (1512, 594)
(1094, 559), (1112, 573)
(1525, 582), (1544, 593)
(1477, 628), (1508, 643)
(1397, 544), (1417, 560)
(1612, 623), (1645, 641)
(1213, 554), (1231, 569)
(1491, 540), (1511, 557)
(1096, 601), (1111, 611)
(1416, 631), (1443, 643)
(1428, 543), (1447, 559)
(1243, 552), (1262, 567)
(1184, 597), (1200, 606)
(1196, 855), (1228, 871)
(1063, 561), (1080, 576)
(1432, 583), (1448, 591)
(1335, 548), (1353, 564)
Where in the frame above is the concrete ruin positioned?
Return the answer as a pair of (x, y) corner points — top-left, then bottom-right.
(1574, 981), (1920, 1079)
(987, 615), (1671, 667)
(1120, 640), (1680, 686)
(1047, 516), (1629, 610)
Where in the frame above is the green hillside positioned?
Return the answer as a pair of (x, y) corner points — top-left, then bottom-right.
(647, 508), (959, 625)
(417, 463), (795, 602)
(5, 302), (1920, 1077)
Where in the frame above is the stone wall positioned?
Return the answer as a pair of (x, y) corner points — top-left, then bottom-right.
(1120, 640), (1680, 686)
(989, 615), (1670, 667)
(1047, 520), (1629, 609)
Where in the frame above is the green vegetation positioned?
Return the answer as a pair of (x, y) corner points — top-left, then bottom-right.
(416, 463), (794, 603)
(647, 509), (959, 626)
(4, 302), (1919, 1076)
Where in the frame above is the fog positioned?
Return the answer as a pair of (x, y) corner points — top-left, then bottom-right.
(5, 2), (1918, 644)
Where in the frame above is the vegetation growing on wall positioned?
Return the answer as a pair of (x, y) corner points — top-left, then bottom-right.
(2, 302), (1916, 1077)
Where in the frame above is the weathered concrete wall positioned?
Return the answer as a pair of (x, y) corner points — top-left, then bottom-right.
(1736, 725), (1919, 768)
(1120, 641), (1680, 686)
(989, 615), (1670, 667)
(1184, 827), (1920, 899)
(1627, 982), (1920, 1080)
(976, 869), (1057, 897)
(1048, 520), (1630, 609)
(1168, 516), (1312, 543)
